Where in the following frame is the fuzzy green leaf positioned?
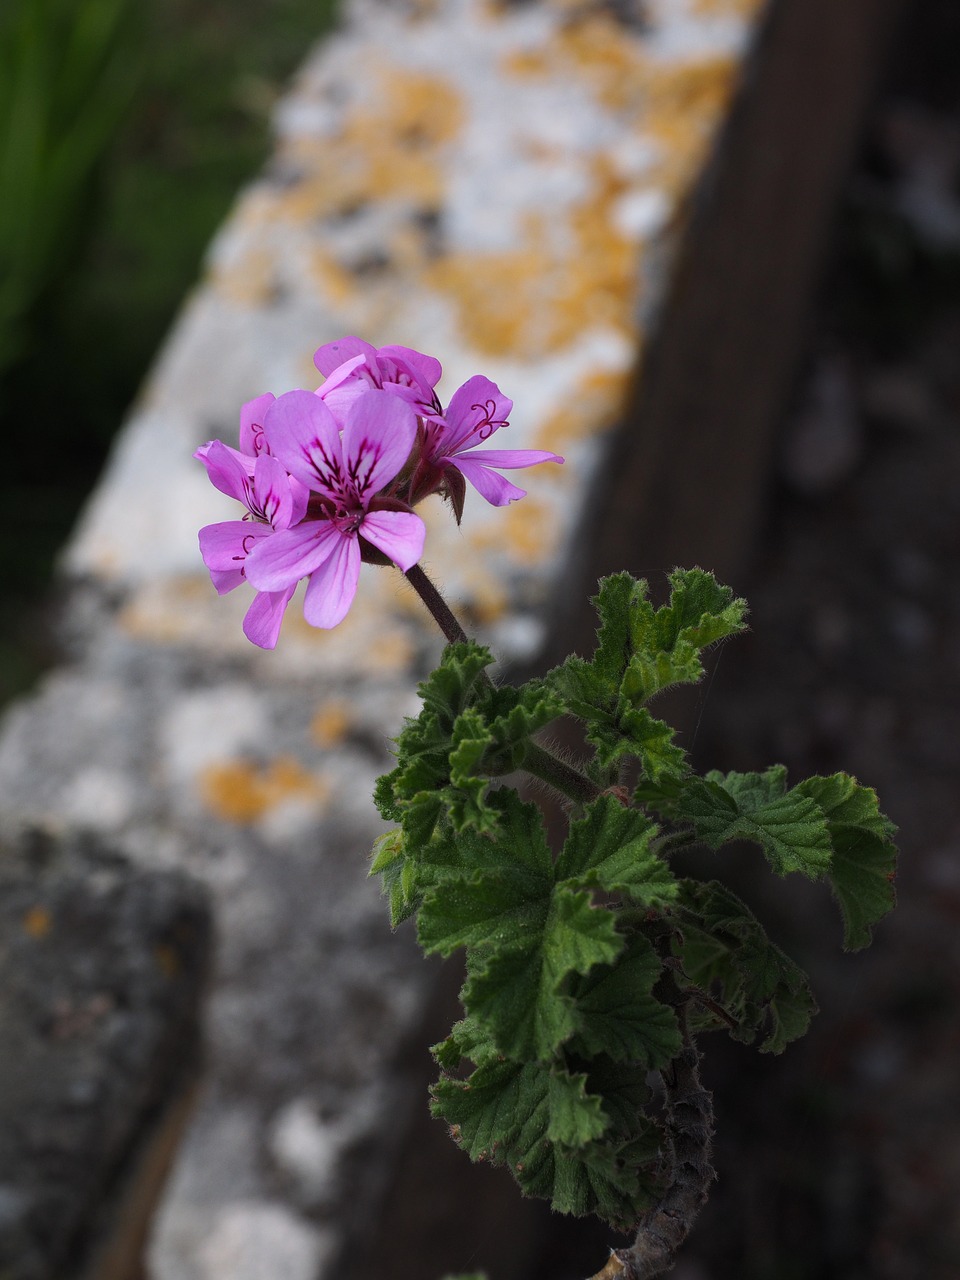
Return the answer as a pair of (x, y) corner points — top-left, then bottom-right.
(416, 795), (553, 957)
(794, 774), (898, 949)
(556, 795), (677, 906)
(675, 767), (833, 878)
(462, 887), (624, 1060)
(432, 1055), (658, 1229)
(673, 879), (817, 1053)
(569, 936), (682, 1066)
(548, 570), (746, 782)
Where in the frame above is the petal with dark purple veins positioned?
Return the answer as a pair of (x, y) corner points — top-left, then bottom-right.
(262, 390), (344, 495)
(239, 392), (276, 457)
(342, 390), (418, 499)
(245, 519), (341, 592)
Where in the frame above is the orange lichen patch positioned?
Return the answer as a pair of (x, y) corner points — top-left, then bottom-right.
(200, 756), (329, 825)
(212, 244), (280, 309)
(275, 67), (464, 223)
(533, 368), (630, 454)
(311, 701), (353, 746)
(691, 0), (766, 18)
(308, 249), (360, 308)
(642, 55), (741, 189)
(365, 626), (416, 671)
(22, 905), (52, 939)
(118, 575), (220, 645)
(474, 497), (554, 566)
(503, 14), (648, 113)
(427, 160), (638, 358)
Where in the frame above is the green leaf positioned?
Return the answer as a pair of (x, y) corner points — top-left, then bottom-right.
(569, 936), (682, 1066)
(432, 1055), (658, 1229)
(673, 879), (817, 1053)
(556, 795), (677, 907)
(462, 886), (624, 1060)
(674, 767), (833, 878)
(548, 570), (747, 782)
(368, 828), (421, 927)
(794, 774), (898, 949)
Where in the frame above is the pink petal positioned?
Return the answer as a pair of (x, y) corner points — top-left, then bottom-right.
(341, 390), (417, 498)
(440, 376), (513, 453)
(360, 510), (426, 572)
(195, 440), (253, 504)
(302, 533), (361, 629)
(454, 446), (563, 469)
(377, 344), (442, 397)
(253, 454), (295, 529)
(209, 567), (245, 595)
(262, 390), (344, 496)
(239, 392), (276, 456)
(314, 336), (377, 377)
(199, 520), (271, 573)
(451, 457), (528, 506)
(244, 520), (342, 592)
(243, 585), (296, 649)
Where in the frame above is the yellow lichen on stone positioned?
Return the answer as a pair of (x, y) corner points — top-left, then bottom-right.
(311, 701), (353, 746)
(642, 55), (741, 191)
(533, 368), (629, 454)
(427, 159), (637, 359)
(200, 756), (329, 824)
(488, 496), (553, 566)
(22, 905), (52, 939)
(691, 0), (766, 18)
(277, 66), (464, 222)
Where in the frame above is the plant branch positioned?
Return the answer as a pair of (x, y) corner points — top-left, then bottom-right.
(613, 1034), (715, 1280)
(404, 563), (469, 645)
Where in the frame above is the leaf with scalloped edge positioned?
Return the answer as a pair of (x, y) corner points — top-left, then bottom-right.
(432, 1055), (659, 1228)
(794, 773), (898, 949)
(462, 886), (624, 1061)
(673, 879), (817, 1053)
(673, 766), (833, 878)
(555, 795), (677, 907)
(568, 935), (682, 1066)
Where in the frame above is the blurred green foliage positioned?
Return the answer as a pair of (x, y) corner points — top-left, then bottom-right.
(0, 0), (337, 702)
(0, 0), (141, 375)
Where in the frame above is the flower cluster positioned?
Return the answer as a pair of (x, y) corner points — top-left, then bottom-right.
(196, 337), (563, 647)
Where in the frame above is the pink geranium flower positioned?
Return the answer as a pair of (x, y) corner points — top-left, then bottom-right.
(243, 387), (426, 629)
(196, 441), (308, 649)
(416, 375), (563, 517)
(314, 336), (442, 420)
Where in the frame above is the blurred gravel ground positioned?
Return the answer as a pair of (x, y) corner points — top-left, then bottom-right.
(683, 2), (960, 1276)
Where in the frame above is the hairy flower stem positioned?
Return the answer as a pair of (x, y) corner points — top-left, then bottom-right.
(611, 1035), (715, 1280)
(404, 563), (469, 645)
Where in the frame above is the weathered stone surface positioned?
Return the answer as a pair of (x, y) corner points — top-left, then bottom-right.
(0, 833), (210, 1280)
(0, 0), (903, 1275)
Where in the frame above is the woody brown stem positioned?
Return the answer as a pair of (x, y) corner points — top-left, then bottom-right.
(607, 1036), (715, 1280)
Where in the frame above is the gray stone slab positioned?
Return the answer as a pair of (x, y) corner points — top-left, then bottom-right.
(0, 833), (211, 1280)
